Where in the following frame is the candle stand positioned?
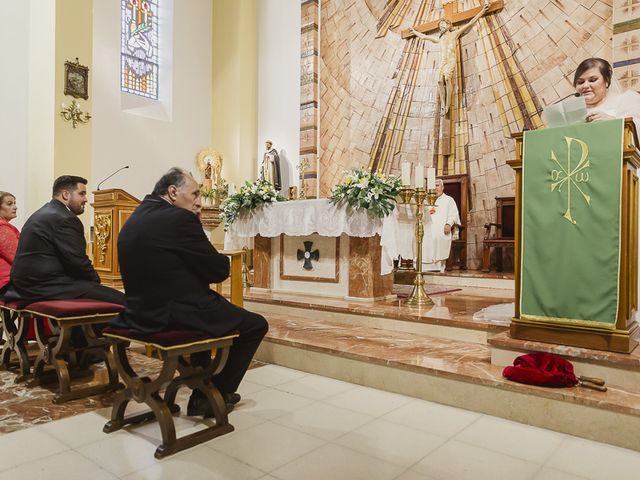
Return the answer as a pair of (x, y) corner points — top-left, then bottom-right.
(398, 187), (438, 306)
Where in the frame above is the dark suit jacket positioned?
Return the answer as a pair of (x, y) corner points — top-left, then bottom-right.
(5, 199), (100, 301)
(112, 195), (237, 335)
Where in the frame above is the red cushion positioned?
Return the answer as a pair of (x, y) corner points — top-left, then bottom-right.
(0, 299), (32, 310)
(103, 326), (217, 347)
(503, 352), (578, 387)
(24, 299), (124, 318)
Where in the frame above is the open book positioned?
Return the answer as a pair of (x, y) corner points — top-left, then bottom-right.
(542, 95), (587, 128)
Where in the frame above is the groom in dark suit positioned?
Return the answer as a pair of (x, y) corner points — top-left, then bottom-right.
(112, 168), (268, 416)
(6, 175), (124, 305)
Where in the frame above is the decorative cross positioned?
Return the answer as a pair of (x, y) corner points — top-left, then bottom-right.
(297, 241), (320, 271)
(550, 136), (591, 225)
(402, 0), (503, 38)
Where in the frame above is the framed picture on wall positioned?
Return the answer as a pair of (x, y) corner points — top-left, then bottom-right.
(64, 58), (89, 100)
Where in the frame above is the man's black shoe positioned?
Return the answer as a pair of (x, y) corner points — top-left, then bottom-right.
(224, 392), (241, 405)
(187, 391), (234, 418)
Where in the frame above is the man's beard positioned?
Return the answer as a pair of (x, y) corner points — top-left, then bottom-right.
(69, 204), (85, 215)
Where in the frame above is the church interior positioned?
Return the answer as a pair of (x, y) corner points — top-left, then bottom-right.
(2, 0), (640, 479)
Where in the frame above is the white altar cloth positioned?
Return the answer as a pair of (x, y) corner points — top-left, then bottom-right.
(223, 198), (415, 275)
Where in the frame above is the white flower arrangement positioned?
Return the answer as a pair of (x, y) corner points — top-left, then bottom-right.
(330, 167), (402, 218)
(221, 179), (285, 230)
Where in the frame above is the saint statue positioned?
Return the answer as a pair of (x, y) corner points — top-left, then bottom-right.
(203, 158), (213, 189)
(261, 140), (282, 191)
(410, 0), (490, 116)
(196, 148), (223, 190)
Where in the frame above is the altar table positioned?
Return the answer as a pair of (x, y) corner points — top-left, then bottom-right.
(224, 199), (415, 301)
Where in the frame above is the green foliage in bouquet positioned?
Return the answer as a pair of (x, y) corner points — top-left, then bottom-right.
(221, 179), (286, 231)
(330, 167), (402, 218)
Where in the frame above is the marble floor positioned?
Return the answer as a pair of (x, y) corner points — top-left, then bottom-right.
(1, 363), (639, 480)
(0, 348), (264, 435)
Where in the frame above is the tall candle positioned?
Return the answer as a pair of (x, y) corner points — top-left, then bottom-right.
(426, 167), (436, 190)
(401, 161), (412, 185)
(414, 164), (425, 189)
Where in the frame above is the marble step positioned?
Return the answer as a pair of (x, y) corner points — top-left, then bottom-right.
(256, 312), (640, 452)
(395, 269), (515, 291)
(489, 331), (640, 393)
(245, 288), (510, 344)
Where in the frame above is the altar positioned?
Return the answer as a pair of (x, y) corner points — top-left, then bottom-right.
(224, 199), (414, 301)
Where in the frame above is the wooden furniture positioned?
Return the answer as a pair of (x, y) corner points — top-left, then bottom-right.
(25, 299), (124, 403)
(0, 300), (32, 382)
(482, 196), (515, 272)
(102, 327), (238, 459)
(508, 119), (639, 353)
(442, 174), (469, 270)
(214, 250), (245, 308)
(91, 189), (140, 288)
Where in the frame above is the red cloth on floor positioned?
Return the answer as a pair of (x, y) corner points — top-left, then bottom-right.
(502, 352), (578, 387)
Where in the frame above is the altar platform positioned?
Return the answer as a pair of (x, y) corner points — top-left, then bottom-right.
(243, 284), (640, 452)
(3, 281), (639, 452)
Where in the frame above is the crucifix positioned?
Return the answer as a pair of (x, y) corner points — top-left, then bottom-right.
(403, 0), (503, 116)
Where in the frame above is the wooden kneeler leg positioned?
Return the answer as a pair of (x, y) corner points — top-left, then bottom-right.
(0, 311), (31, 382)
(164, 345), (229, 409)
(30, 316), (61, 387)
(29, 317), (123, 403)
(104, 339), (235, 459)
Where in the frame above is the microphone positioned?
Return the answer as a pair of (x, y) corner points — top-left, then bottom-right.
(97, 165), (129, 190)
(551, 92), (580, 105)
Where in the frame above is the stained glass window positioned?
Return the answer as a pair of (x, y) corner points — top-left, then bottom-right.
(121, 0), (159, 99)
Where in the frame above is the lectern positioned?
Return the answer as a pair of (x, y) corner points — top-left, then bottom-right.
(91, 189), (140, 288)
(509, 119), (639, 353)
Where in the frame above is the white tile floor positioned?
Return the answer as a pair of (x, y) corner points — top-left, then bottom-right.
(2, 364), (640, 480)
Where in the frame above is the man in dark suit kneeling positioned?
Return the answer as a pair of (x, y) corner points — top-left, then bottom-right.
(112, 167), (268, 416)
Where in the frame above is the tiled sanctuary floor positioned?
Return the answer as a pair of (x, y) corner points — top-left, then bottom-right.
(1, 364), (640, 480)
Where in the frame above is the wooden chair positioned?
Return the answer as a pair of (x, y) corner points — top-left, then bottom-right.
(442, 174), (469, 270)
(482, 196), (515, 272)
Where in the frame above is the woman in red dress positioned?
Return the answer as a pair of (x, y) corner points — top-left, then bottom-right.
(0, 191), (19, 296)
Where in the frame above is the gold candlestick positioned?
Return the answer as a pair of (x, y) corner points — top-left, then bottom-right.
(297, 159), (310, 200)
(241, 247), (252, 287)
(399, 186), (438, 306)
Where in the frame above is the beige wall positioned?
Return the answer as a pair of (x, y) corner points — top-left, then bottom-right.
(55, 0), (93, 231)
(26, 0), (56, 221)
(211, 0), (258, 244)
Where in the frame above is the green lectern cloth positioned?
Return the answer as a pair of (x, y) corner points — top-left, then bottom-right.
(521, 119), (624, 328)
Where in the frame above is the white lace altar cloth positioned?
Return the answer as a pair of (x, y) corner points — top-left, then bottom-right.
(223, 198), (415, 275)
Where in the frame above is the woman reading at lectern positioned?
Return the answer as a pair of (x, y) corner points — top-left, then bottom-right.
(573, 57), (640, 125)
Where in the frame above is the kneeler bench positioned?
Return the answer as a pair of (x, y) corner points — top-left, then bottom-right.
(0, 300), (33, 382)
(23, 299), (124, 403)
(102, 327), (239, 459)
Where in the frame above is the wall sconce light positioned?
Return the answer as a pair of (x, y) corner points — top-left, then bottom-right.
(60, 100), (91, 128)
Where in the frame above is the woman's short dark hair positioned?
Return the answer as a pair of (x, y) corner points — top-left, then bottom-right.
(573, 58), (612, 88)
(152, 167), (189, 196)
(52, 175), (88, 196)
(0, 191), (15, 205)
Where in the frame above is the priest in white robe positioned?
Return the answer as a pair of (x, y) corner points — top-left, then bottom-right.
(422, 178), (460, 272)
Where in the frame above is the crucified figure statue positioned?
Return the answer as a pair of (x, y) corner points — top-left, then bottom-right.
(410, 0), (490, 116)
